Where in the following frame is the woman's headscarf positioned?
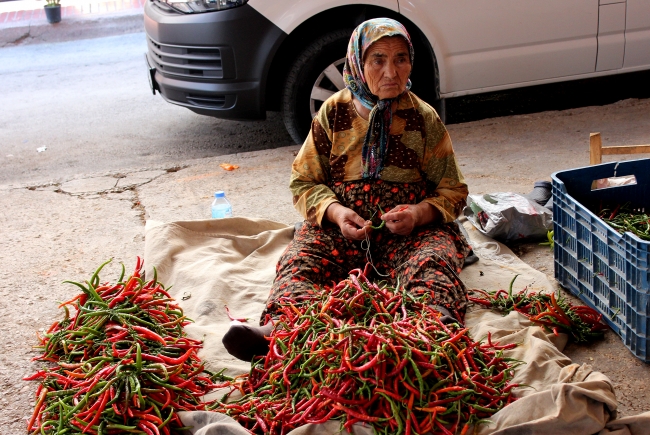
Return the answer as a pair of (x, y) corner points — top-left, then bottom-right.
(343, 18), (414, 179)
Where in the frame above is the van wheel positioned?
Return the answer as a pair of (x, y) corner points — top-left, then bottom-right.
(282, 29), (352, 144)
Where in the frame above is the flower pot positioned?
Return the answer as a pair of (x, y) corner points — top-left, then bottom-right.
(44, 5), (61, 24)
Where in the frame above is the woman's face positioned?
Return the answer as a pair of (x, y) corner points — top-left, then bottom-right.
(362, 36), (412, 100)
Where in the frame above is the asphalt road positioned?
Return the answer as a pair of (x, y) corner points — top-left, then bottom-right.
(0, 32), (295, 187)
(2, 31), (650, 188)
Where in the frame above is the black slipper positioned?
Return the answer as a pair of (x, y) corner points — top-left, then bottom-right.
(434, 305), (462, 326)
(222, 323), (272, 362)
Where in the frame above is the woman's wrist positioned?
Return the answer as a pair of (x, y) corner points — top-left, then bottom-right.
(416, 202), (441, 227)
(325, 202), (343, 225)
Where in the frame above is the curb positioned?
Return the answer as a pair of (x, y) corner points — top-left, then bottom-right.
(1, 12), (144, 47)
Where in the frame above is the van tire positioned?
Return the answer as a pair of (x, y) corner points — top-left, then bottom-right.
(282, 29), (353, 144)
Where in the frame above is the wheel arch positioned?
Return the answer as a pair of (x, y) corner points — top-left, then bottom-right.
(263, 5), (441, 112)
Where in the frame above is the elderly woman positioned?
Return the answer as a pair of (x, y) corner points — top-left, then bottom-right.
(223, 18), (470, 362)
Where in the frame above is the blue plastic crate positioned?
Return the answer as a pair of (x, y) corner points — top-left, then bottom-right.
(552, 159), (650, 362)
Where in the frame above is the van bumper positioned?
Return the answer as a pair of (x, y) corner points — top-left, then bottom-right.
(144, 1), (286, 120)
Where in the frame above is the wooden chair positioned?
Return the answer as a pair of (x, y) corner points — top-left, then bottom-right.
(589, 132), (650, 165)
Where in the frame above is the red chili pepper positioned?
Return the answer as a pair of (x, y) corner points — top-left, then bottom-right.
(132, 412), (163, 425)
(332, 403), (381, 422)
(442, 328), (468, 344)
(350, 353), (381, 372)
(26, 387), (48, 432)
(158, 348), (196, 365)
(140, 352), (165, 363)
(304, 407), (338, 424)
(468, 296), (494, 307)
(23, 370), (47, 381)
(130, 325), (167, 345)
(283, 354), (303, 386)
(609, 203), (622, 220)
(83, 389), (109, 432)
(319, 389), (366, 405)
(137, 421), (156, 435)
(106, 329), (129, 343)
(224, 305), (248, 322)
(435, 418), (454, 435)
(69, 419), (90, 433)
(58, 293), (86, 308)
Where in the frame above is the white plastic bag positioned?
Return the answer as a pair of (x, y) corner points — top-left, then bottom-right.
(464, 192), (552, 243)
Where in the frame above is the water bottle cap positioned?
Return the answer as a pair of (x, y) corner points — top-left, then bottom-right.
(214, 191), (225, 198)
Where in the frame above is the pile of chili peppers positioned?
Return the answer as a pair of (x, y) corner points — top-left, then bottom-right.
(469, 276), (609, 343)
(210, 268), (521, 435)
(24, 258), (225, 435)
(598, 202), (650, 241)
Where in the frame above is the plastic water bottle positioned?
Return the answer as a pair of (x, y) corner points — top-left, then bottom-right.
(211, 191), (233, 219)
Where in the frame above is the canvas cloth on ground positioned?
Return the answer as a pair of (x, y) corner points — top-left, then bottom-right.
(144, 217), (650, 435)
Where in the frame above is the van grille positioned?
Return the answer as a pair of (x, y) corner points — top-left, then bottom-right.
(147, 37), (224, 79)
(187, 94), (227, 108)
(150, 0), (179, 14)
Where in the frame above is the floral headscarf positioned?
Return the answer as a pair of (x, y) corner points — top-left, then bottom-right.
(343, 18), (414, 179)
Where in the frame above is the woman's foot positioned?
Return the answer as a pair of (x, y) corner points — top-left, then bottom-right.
(222, 323), (273, 362)
(434, 305), (462, 326)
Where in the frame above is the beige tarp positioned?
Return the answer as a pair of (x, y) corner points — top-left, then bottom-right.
(144, 217), (650, 435)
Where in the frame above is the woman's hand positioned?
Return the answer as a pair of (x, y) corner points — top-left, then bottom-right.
(382, 203), (441, 235)
(325, 203), (373, 240)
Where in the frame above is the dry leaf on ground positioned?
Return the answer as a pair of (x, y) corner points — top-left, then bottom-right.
(219, 163), (240, 171)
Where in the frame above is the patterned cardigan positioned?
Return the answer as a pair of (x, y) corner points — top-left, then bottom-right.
(290, 88), (468, 226)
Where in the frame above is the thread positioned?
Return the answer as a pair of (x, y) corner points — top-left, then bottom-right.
(471, 241), (515, 264)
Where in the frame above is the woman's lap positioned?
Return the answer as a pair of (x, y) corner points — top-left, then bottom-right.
(260, 223), (364, 323)
(374, 222), (470, 318)
(261, 220), (470, 323)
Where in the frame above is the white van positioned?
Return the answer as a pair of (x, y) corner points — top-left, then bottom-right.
(144, 0), (650, 143)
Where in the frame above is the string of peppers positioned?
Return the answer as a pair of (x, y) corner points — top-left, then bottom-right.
(210, 267), (522, 435)
(469, 276), (609, 343)
(24, 258), (227, 435)
(368, 206), (410, 230)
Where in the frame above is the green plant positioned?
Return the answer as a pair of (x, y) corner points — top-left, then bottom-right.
(45, 0), (61, 6)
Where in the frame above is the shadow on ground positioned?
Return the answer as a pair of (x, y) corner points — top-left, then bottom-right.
(447, 70), (650, 124)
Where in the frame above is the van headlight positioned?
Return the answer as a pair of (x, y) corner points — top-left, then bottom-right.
(161, 0), (248, 14)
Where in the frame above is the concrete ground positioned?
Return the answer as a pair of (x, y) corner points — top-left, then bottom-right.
(1, 1), (650, 432)
(2, 98), (650, 433)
